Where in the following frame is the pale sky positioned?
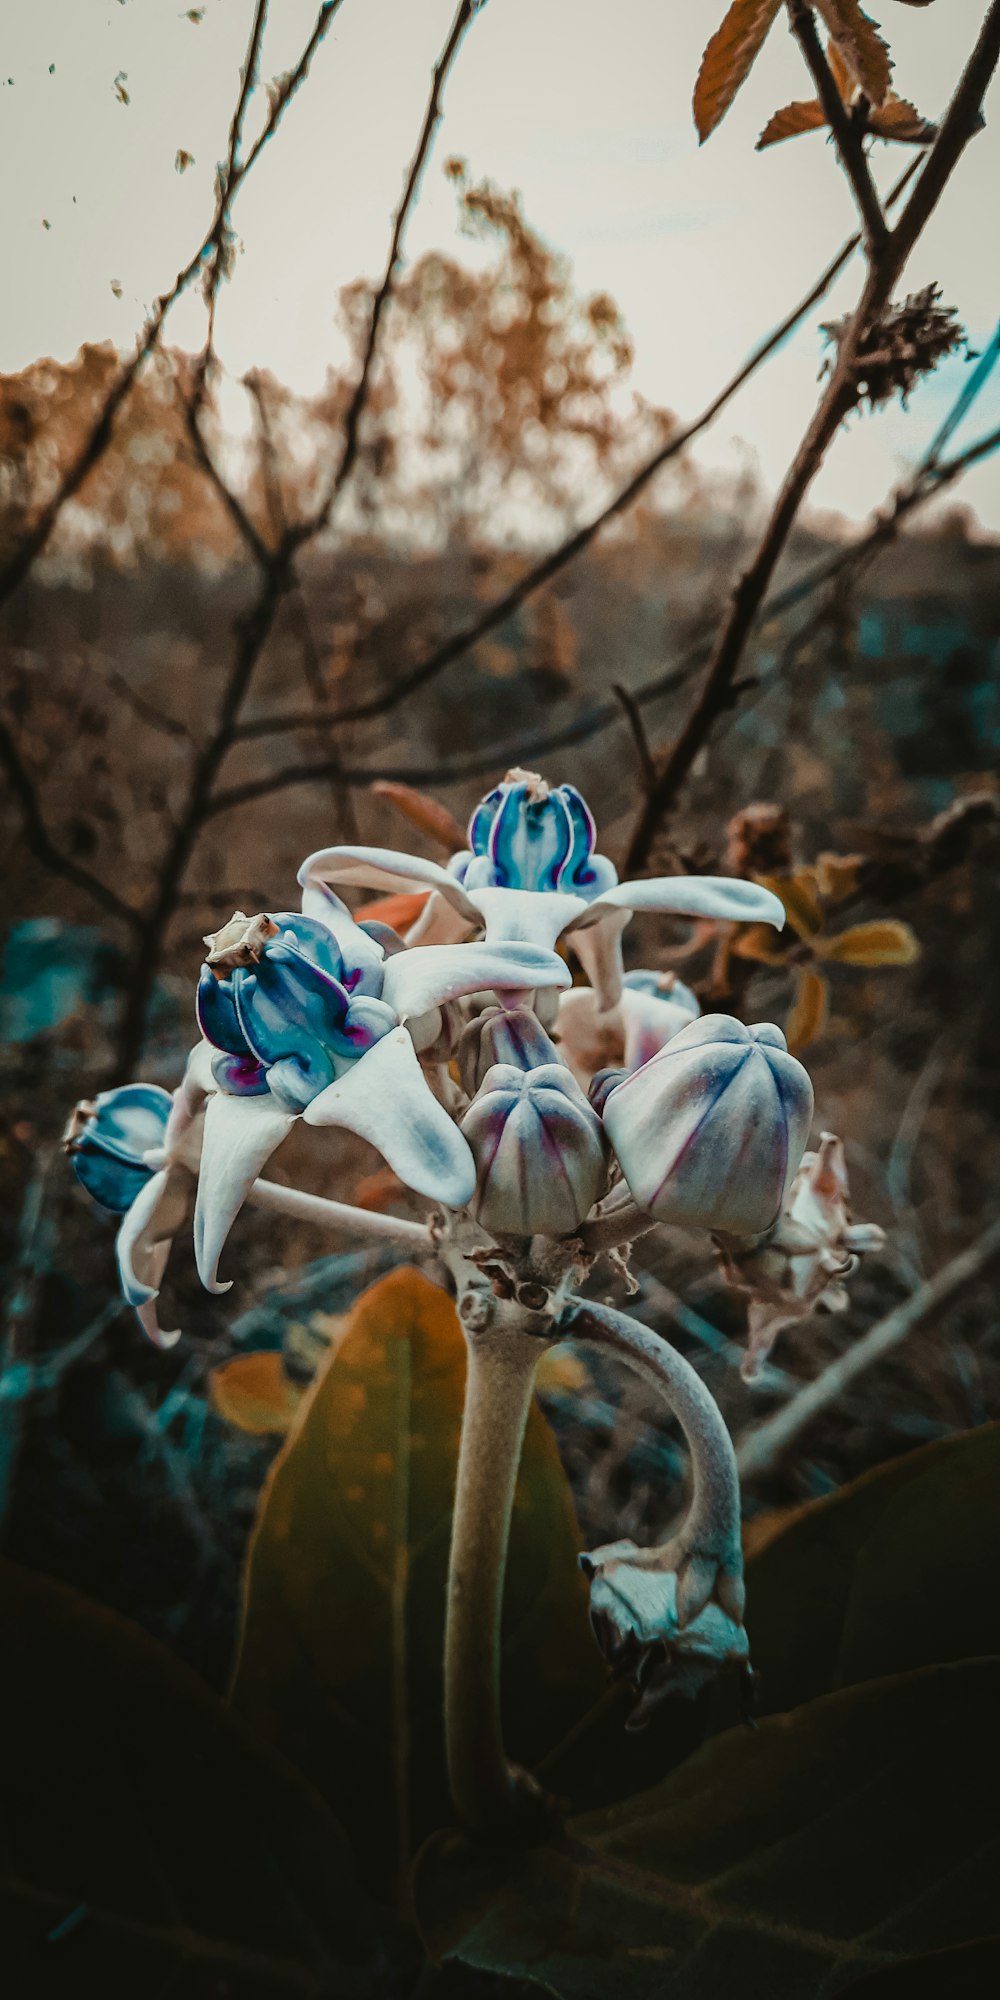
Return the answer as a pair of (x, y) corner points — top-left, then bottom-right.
(2, 0), (999, 529)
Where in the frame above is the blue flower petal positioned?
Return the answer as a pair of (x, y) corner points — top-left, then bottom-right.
(197, 967), (250, 1056)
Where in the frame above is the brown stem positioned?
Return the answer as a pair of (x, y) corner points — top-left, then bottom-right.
(786, 0), (886, 251)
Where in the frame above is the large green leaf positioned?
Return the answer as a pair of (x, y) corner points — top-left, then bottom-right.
(0, 1557), (372, 1997)
(417, 1659), (1000, 1999)
(230, 1266), (605, 1902)
(744, 1422), (1000, 1714)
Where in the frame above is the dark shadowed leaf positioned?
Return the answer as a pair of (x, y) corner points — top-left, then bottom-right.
(757, 96), (828, 148)
(693, 0), (783, 144)
(417, 1660), (1000, 1998)
(839, 1938), (1000, 1999)
(744, 1422), (1000, 1714)
(0, 1558), (372, 1997)
(231, 1267), (605, 1902)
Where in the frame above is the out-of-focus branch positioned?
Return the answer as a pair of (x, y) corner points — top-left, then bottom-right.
(230, 161), (922, 746)
(292, 0), (478, 545)
(736, 1219), (1000, 1480)
(624, 1), (1000, 871)
(786, 0), (886, 251)
(0, 718), (143, 932)
(0, 0), (345, 614)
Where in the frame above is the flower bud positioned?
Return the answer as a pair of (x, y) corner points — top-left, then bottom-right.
(63, 1083), (173, 1214)
(580, 1540), (750, 1727)
(461, 1060), (606, 1236)
(457, 1003), (560, 1096)
(602, 1014), (813, 1238)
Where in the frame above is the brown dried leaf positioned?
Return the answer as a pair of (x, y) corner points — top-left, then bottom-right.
(757, 869), (825, 939)
(815, 850), (864, 901)
(729, 921), (787, 965)
(869, 93), (938, 143)
(819, 918), (921, 966)
(209, 1350), (304, 1436)
(371, 779), (467, 855)
(352, 889), (431, 933)
(785, 967), (830, 1052)
(693, 0), (784, 144)
(816, 0), (892, 106)
(757, 96), (827, 149)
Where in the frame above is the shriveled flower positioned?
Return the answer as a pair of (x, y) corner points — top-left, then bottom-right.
(64, 1081), (200, 1347)
(581, 1540), (750, 1728)
(462, 1060), (607, 1237)
(718, 1131), (886, 1381)
(602, 1014), (814, 1238)
(555, 969), (700, 1089)
(192, 888), (571, 1290)
(298, 768), (786, 1011)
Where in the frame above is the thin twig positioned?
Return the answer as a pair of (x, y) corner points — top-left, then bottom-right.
(612, 683), (657, 794)
(229, 161), (922, 746)
(0, 718), (143, 930)
(786, 0), (886, 251)
(0, 1), (345, 613)
(736, 1219), (1000, 1479)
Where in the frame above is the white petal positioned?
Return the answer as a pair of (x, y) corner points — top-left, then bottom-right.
(381, 941), (570, 1021)
(164, 1040), (216, 1158)
(467, 885), (588, 950)
(298, 878), (386, 974)
(298, 845), (480, 926)
(116, 1166), (191, 1349)
(567, 911), (628, 1011)
(194, 1090), (296, 1293)
(619, 985), (699, 1070)
(577, 876), (787, 930)
(402, 888), (475, 946)
(303, 1027), (475, 1208)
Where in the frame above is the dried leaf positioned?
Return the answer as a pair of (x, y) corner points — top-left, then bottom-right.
(819, 918), (921, 965)
(757, 97), (828, 148)
(869, 93), (938, 143)
(815, 850), (864, 900)
(756, 869), (825, 938)
(729, 920), (787, 965)
(209, 1349), (304, 1435)
(816, 0), (892, 105)
(371, 779), (467, 855)
(352, 888), (431, 932)
(785, 967), (830, 1052)
(174, 147), (195, 174)
(693, 0), (783, 144)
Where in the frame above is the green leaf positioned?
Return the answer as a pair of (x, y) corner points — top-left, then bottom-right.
(0, 1558), (372, 1994)
(417, 1660), (1000, 1997)
(231, 1266), (605, 1902)
(745, 1422), (1000, 1714)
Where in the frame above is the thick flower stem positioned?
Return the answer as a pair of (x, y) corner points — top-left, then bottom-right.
(246, 1176), (430, 1247)
(444, 1319), (550, 1830)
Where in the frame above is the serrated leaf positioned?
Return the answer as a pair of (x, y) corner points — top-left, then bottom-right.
(816, 0), (892, 105)
(757, 96), (827, 147)
(693, 0), (783, 144)
(371, 779), (467, 855)
(0, 1559), (372, 1993)
(869, 93), (938, 143)
(785, 966), (829, 1051)
(744, 1423), (1000, 1713)
(818, 918), (920, 965)
(417, 1660), (1000, 1998)
(230, 1267), (604, 1902)
(209, 1349), (305, 1435)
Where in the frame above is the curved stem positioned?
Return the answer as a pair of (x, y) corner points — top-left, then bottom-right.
(559, 1295), (742, 1620)
(444, 1319), (549, 1829)
(246, 1175), (430, 1247)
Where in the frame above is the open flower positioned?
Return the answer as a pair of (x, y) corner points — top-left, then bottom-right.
(602, 1014), (814, 1238)
(555, 969), (700, 1089)
(191, 890), (572, 1292)
(718, 1131), (887, 1380)
(64, 1082), (199, 1348)
(580, 1540), (750, 1727)
(299, 768), (786, 1011)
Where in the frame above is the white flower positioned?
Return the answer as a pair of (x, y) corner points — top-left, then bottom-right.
(298, 768), (785, 1011)
(555, 969), (700, 1089)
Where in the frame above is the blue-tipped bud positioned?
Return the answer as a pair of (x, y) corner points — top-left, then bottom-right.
(459, 769), (618, 899)
(64, 1083), (173, 1214)
(602, 1014), (814, 1238)
(461, 1060), (607, 1236)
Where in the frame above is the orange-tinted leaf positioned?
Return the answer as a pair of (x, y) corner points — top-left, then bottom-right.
(869, 93), (938, 143)
(353, 1165), (406, 1212)
(757, 869), (825, 938)
(210, 1350), (304, 1435)
(352, 888), (430, 932)
(730, 920), (787, 965)
(815, 850), (864, 901)
(693, 0), (783, 143)
(371, 779), (467, 855)
(819, 919), (921, 966)
(816, 0), (892, 106)
(757, 97), (828, 148)
(785, 967), (830, 1052)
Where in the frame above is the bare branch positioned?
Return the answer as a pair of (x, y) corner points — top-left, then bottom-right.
(786, 0), (887, 250)
(612, 682), (657, 795)
(0, 718), (143, 932)
(736, 1219), (1000, 1480)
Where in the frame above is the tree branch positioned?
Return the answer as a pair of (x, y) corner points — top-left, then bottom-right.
(0, 719), (143, 932)
(786, 0), (886, 252)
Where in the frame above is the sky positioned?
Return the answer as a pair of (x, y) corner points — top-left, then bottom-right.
(2, 0), (999, 532)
